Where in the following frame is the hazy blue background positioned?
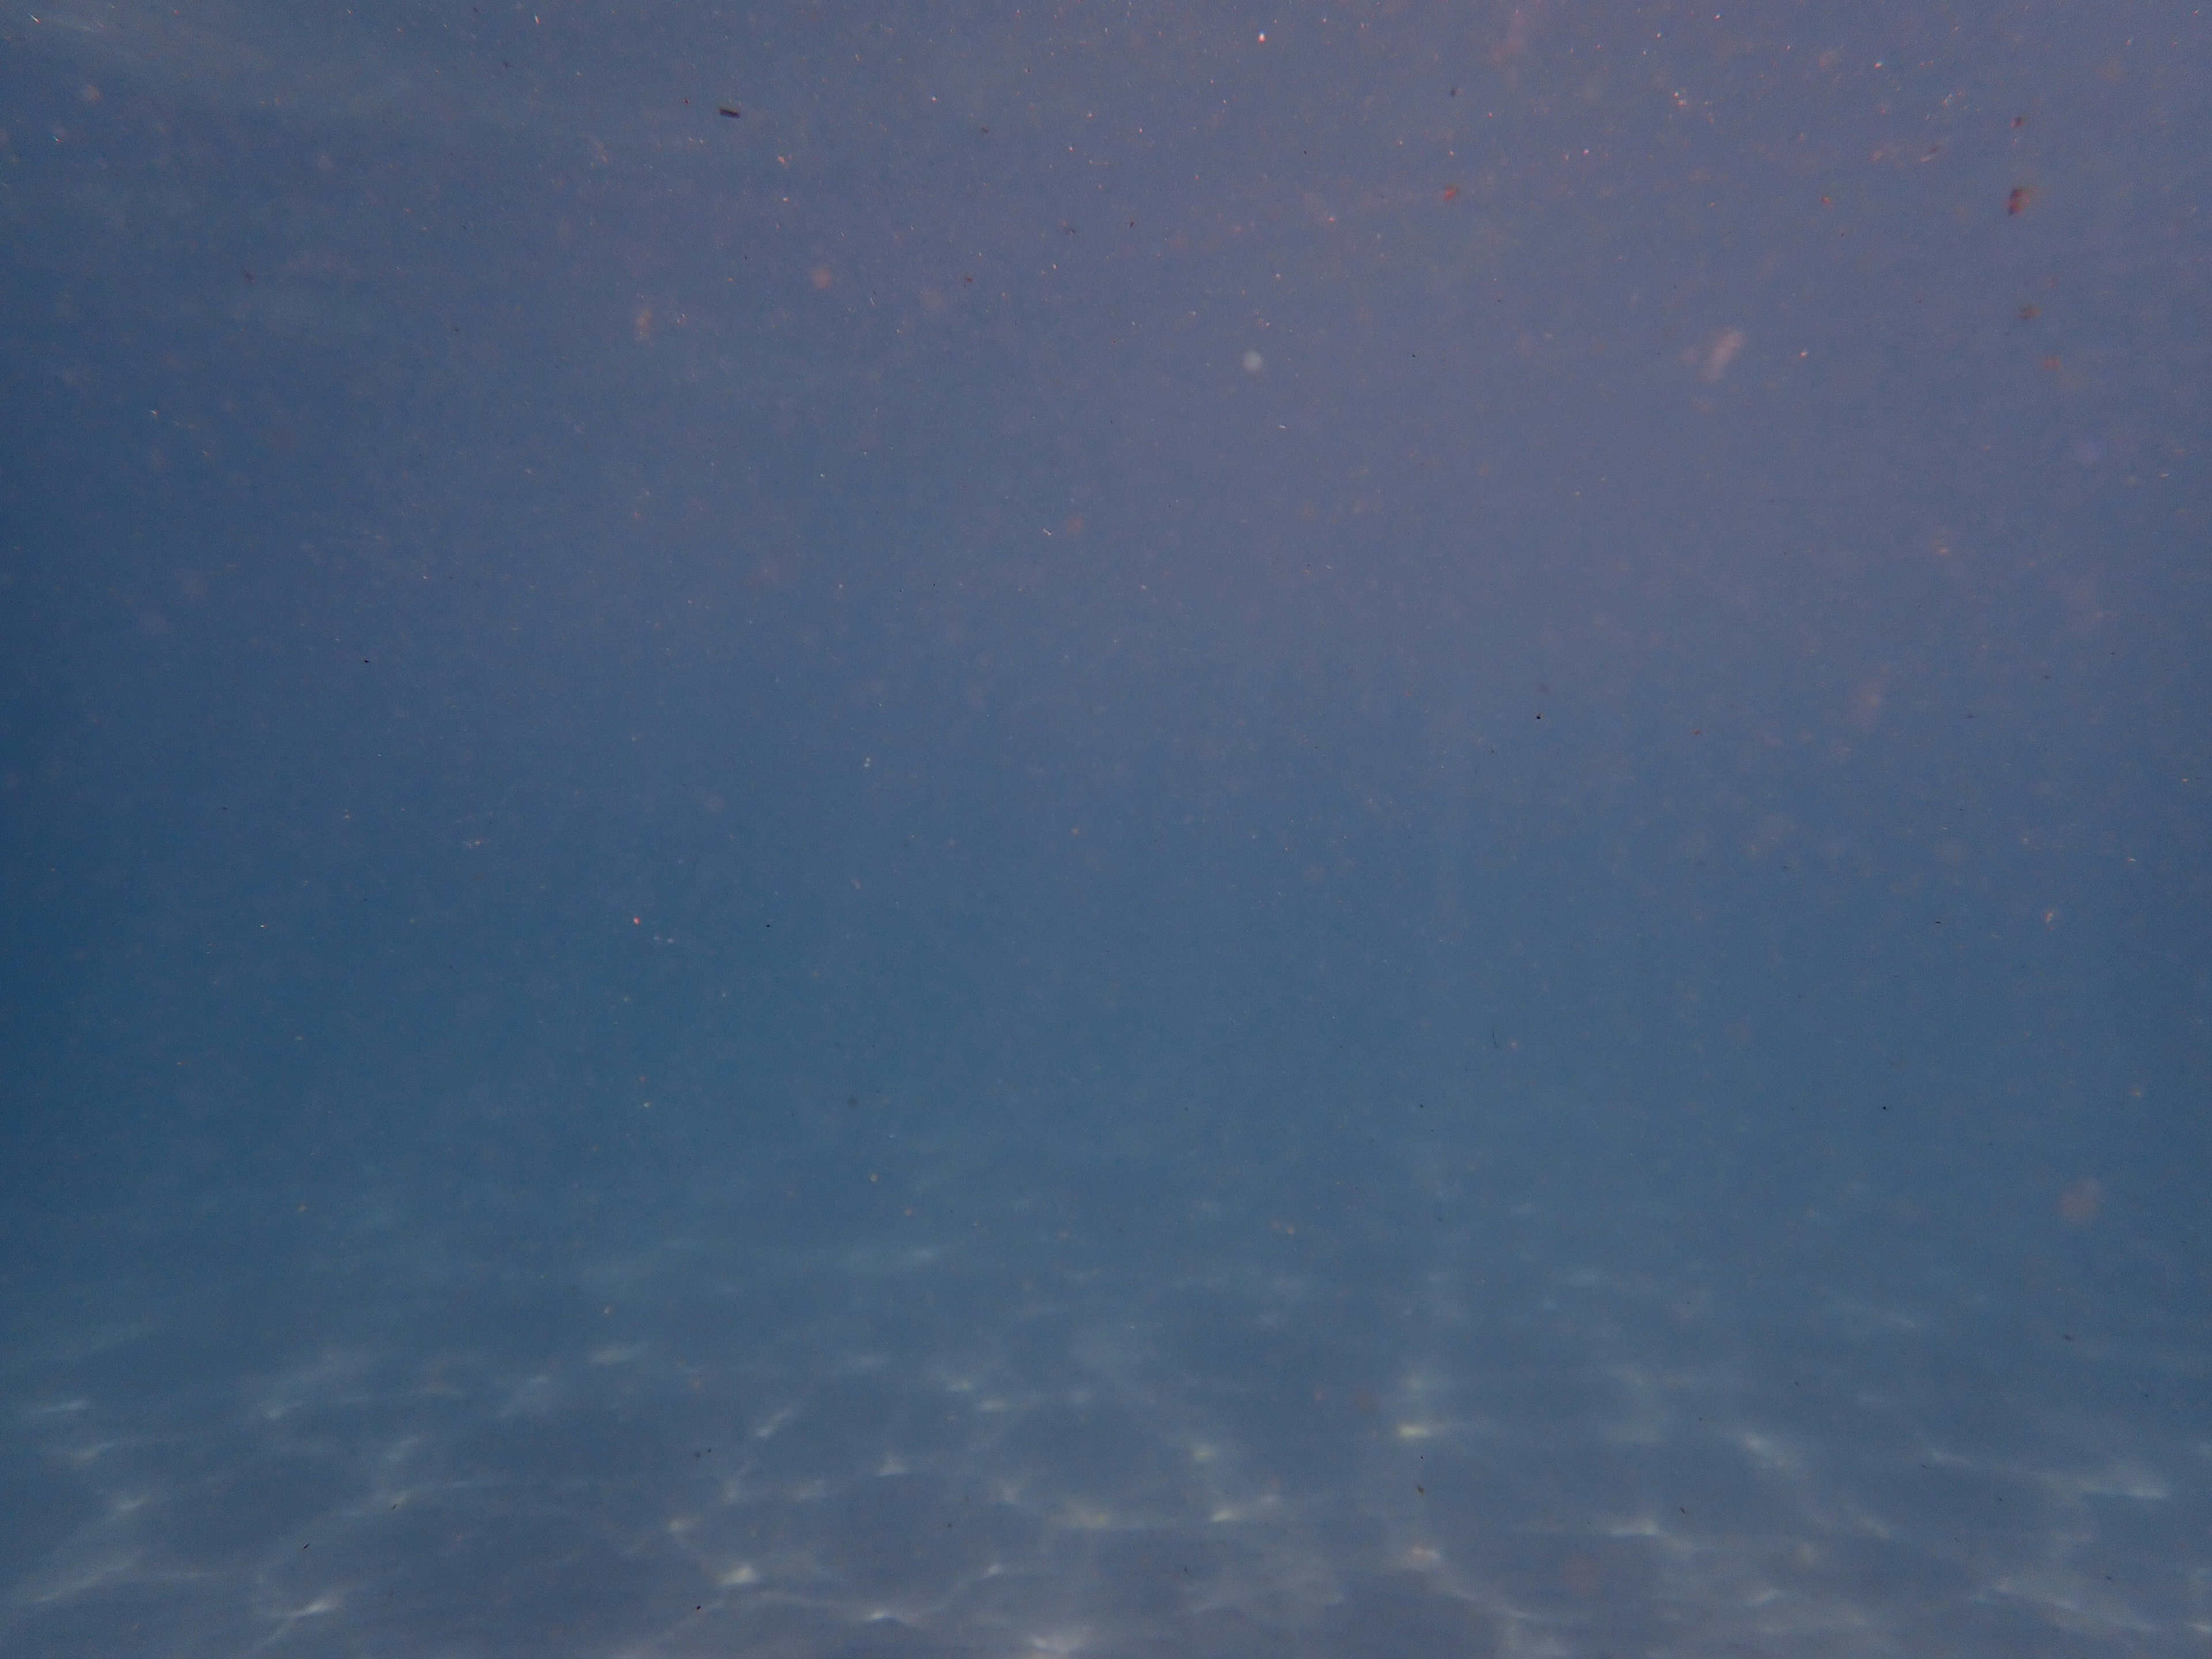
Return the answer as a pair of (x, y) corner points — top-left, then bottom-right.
(3, 2), (2207, 1655)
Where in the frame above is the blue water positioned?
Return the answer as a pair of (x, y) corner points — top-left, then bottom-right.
(5, 2), (2207, 1654)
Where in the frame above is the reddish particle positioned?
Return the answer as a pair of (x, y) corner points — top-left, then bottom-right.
(2058, 1178), (2104, 1226)
(2008, 184), (2035, 215)
(1441, 185), (1460, 201)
